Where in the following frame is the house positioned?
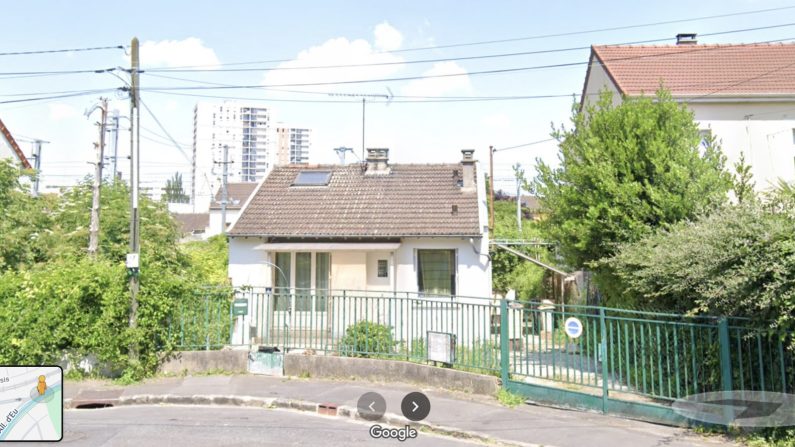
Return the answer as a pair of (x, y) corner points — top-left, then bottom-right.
(520, 195), (544, 221)
(208, 182), (257, 237)
(228, 148), (491, 299)
(581, 35), (795, 190)
(173, 213), (210, 241)
(0, 117), (32, 169)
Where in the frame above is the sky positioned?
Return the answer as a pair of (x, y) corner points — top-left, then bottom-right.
(2, 0), (795, 196)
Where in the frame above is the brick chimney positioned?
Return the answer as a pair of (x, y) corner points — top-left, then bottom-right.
(461, 149), (475, 191)
(365, 148), (390, 175)
(676, 33), (697, 45)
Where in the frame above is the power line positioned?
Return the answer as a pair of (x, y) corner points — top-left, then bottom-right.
(494, 139), (557, 152)
(0, 89), (119, 105)
(140, 4), (795, 71)
(0, 45), (125, 57)
(138, 97), (192, 162)
(145, 22), (795, 74)
(134, 37), (795, 91)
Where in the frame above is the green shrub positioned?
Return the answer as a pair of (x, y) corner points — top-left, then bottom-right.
(340, 321), (395, 357)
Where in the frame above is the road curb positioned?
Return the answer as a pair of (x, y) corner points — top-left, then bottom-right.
(65, 395), (544, 447)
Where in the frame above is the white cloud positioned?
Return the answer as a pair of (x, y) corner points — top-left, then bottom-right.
(137, 38), (220, 69)
(262, 27), (405, 93)
(49, 103), (79, 121)
(401, 61), (472, 97)
(374, 22), (403, 51)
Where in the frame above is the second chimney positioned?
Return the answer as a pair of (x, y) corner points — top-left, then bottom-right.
(461, 149), (476, 191)
(676, 33), (697, 45)
(365, 148), (390, 175)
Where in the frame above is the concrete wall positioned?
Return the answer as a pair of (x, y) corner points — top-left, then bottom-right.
(284, 354), (499, 396)
(159, 350), (249, 375)
(330, 251), (367, 290)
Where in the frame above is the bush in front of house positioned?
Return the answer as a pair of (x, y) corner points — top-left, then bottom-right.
(340, 321), (395, 357)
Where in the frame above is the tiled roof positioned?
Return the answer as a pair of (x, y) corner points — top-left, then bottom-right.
(173, 213), (209, 234)
(591, 43), (795, 97)
(0, 117), (32, 169)
(209, 182), (258, 210)
(230, 163), (481, 237)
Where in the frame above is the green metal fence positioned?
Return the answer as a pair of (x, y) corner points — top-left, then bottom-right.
(167, 287), (794, 425)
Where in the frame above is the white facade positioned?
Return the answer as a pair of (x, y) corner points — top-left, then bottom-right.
(275, 126), (312, 165)
(207, 208), (243, 238)
(192, 101), (275, 211)
(583, 62), (795, 191)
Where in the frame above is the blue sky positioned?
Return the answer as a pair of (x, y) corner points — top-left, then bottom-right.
(2, 0), (795, 194)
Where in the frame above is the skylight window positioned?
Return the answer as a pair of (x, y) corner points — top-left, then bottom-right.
(293, 170), (332, 186)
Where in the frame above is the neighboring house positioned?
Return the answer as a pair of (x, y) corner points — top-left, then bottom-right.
(520, 195), (544, 221)
(0, 117), (32, 169)
(581, 35), (795, 190)
(173, 213), (210, 241)
(228, 148), (491, 300)
(207, 182), (257, 237)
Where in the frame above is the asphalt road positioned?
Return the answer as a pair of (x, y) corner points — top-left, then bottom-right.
(28, 405), (484, 446)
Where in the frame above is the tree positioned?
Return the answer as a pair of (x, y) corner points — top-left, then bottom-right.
(732, 152), (756, 204)
(163, 172), (189, 204)
(531, 89), (731, 272)
(607, 204), (795, 340)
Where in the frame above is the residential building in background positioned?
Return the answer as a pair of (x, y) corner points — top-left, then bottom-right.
(208, 182), (258, 237)
(192, 101), (275, 211)
(275, 126), (312, 165)
(0, 117), (32, 169)
(581, 35), (795, 191)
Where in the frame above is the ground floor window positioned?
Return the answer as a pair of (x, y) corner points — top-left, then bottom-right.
(417, 249), (456, 296)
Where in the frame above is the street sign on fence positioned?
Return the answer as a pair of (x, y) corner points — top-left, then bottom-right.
(232, 299), (248, 316)
(564, 317), (583, 338)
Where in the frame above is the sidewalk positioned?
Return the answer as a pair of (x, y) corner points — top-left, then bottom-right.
(64, 374), (735, 447)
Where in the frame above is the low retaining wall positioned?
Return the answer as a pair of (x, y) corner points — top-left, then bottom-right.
(284, 354), (499, 396)
(159, 350), (248, 375)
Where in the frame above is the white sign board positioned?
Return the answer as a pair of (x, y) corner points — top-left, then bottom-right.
(427, 331), (456, 364)
(564, 317), (583, 339)
(126, 253), (139, 269)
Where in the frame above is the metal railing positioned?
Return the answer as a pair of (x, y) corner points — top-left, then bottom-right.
(165, 287), (794, 402)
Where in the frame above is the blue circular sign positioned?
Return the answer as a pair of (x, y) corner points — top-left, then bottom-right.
(564, 317), (583, 338)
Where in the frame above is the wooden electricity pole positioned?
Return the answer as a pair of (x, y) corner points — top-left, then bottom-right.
(88, 98), (108, 258)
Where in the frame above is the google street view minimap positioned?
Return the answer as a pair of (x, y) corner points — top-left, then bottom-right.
(0, 366), (62, 442)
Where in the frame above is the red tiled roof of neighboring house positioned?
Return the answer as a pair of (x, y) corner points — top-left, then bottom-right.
(209, 182), (258, 210)
(0, 117), (32, 169)
(591, 43), (795, 97)
(230, 163), (481, 238)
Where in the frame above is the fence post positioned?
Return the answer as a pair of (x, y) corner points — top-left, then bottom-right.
(500, 299), (509, 385)
(718, 317), (732, 392)
(599, 308), (609, 413)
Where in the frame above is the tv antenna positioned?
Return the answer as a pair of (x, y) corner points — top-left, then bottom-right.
(328, 87), (393, 160)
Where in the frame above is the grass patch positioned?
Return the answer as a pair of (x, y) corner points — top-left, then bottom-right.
(496, 388), (525, 408)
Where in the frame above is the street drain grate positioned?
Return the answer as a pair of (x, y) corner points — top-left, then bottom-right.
(74, 403), (114, 409)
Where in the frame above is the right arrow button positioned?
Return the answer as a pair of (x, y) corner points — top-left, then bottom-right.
(401, 392), (431, 421)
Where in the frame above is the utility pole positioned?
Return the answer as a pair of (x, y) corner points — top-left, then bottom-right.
(489, 145), (495, 231)
(87, 98), (108, 258)
(216, 144), (233, 235)
(30, 139), (49, 196)
(109, 110), (121, 182)
(128, 37), (141, 359)
(514, 163), (522, 232)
